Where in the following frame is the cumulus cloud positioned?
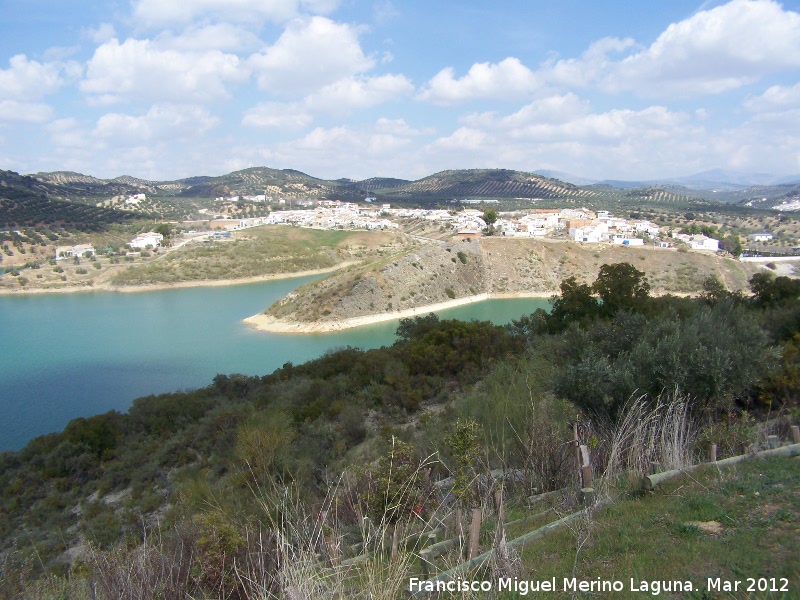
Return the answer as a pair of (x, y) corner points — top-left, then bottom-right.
(744, 82), (800, 112)
(421, 98), (707, 179)
(242, 102), (313, 129)
(0, 55), (67, 100)
(81, 38), (247, 104)
(374, 117), (433, 136)
(544, 37), (637, 89)
(85, 23), (117, 44)
(418, 58), (541, 105)
(93, 104), (219, 144)
(304, 74), (413, 112)
(132, 0), (339, 27)
(0, 100), (53, 123)
(244, 73), (413, 129)
(155, 23), (262, 52)
(547, 0), (800, 97)
(249, 17), (375, 97)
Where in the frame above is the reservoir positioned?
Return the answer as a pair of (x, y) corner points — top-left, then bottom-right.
(0, 277), (548, 451)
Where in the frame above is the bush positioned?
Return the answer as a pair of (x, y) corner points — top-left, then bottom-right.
(457, 251), (468, 264)
(445, 287), (456, 299)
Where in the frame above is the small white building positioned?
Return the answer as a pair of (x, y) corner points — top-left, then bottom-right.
(748, 233), (774, 242)
(612, 236), (645, 246)
(675, 234), (719, 251)
(129, 232), (164, 249)
(569, 223), (608, 243)
(125, 193), (145, 205)
(55, 244), (96, 259)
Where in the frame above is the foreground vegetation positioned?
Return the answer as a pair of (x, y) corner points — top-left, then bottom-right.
(1, 264), (799, 598)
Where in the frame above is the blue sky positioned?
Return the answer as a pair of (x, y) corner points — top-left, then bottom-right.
(1, 0), (800, 182)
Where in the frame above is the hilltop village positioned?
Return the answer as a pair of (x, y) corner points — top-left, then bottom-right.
(201, 200), (721, 253)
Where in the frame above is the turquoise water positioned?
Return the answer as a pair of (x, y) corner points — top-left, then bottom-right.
(0, 278), (548, 450)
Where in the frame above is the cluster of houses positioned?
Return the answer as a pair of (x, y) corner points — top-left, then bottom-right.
(209, 201), (399, 232)
(201, 201), (734, 253)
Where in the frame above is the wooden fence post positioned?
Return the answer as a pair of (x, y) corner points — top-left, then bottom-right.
(792, 425), (800, 444)
(573, 420), (582, 486)
(326, 534), (339, 567)
(419, 549), (433, 578)
(579, 445), (593, 488)
(391, 523), (400, 563)
(493, 489), (505, 544)
(468, 508), (482, 560)
(710, 444), (717, 462)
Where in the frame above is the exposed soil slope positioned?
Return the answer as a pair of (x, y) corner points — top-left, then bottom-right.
(252, 237), (765, 331)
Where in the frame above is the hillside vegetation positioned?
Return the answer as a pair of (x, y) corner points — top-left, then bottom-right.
(1, 265), (799, 599)
(0, 171), (141, 230)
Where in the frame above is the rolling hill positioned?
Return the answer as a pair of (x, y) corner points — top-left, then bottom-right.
(0, 170), (141, 229)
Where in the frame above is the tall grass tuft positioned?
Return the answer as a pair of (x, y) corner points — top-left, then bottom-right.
(597, 389), (698, 499)
(238, 447), (440, 599)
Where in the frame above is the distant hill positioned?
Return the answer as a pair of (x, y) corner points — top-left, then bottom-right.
(533, 169), (599, 186)
(0, 170), (141, 229)
(176, 166), (346, 200)
(16, 165), (800, 218)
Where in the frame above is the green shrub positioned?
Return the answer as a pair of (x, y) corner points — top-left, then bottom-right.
(445, 287), (456, 299)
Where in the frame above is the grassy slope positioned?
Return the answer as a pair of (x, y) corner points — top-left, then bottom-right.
(509, 456), (799, 599)
(109, 227), (408, 286)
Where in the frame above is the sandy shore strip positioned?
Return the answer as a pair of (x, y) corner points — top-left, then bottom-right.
(243, 290), (556, 334)
(0, 263), (356, 296)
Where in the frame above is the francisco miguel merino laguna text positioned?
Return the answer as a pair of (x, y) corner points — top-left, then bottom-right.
(408, 576), (696, 595)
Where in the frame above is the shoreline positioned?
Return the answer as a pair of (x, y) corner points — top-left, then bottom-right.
(0, 263), (354, 296)
(243, 290), (556, 334)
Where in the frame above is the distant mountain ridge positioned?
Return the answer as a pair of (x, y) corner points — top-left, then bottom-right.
(4, 165), (799, 223)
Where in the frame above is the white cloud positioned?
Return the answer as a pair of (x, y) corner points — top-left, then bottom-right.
(0, 55), (66, 100)
(81, 38), (247, 104)
(155, 24), (262, 52)
(544, 37), (636, 89)
(600, 0), (800, 96)
(374, 117), (433, 136)
(46, 118), (85, 147)
(242, 102), (313, 129)
(85, 23), (117, 44)
(304, 74), (413, 112)
(418, 57), (541, 105)
(0, 100), (53, 123)
(744, 83), (800, 112)
(93, 104), (219, 144)
(421, 99), (706, 179)
(463, 93), (590, 129)
(249, 17), (374, 97)
(243, 73), (413, 129)
(132, 0), (339, 27)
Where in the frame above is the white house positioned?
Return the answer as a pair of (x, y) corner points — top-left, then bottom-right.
(129, 232), (164, 249)
(125, 193), (145, 205)
(569, 223), (608, 243)
(55, 244), (95, 259)
(633, 220), (660, 237)
(748, 233), (774, 242)
(675, 234), (719, 251)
